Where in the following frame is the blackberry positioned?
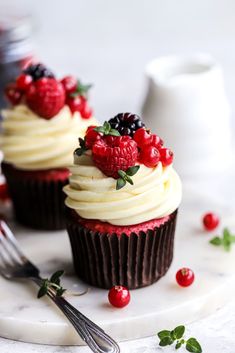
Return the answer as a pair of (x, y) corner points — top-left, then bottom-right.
(23, 63), (55, 81)
(108, 113), (145, 137)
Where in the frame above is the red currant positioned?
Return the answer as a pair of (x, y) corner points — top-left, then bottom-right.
(4, 84), (22, 105)
(160, 148), (174, 166)
(203, 212), (220, 231)
(66, 95), (85, 114)
(151, 134), (164, 149)
(108, 285), (130, 308)
(139, 145), (160, 168)
(61, 76), (77, 94)
(133, 128), (152, 147)
(16, 74), (33, 91)
(85, 126), (101, 149)
(176, 268), (195, 287)
(0, 183), (9, 201)
(80, 100), (93, 119)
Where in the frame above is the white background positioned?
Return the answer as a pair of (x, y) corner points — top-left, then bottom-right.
(1, 0), (235, 132)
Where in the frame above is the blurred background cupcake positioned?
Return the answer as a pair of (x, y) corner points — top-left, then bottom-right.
(0, 63), (97, 230)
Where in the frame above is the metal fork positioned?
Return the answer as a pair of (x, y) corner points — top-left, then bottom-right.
(0, 220), (120, 353)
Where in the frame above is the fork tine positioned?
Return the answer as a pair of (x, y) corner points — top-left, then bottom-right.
(0, 231), (22, 266)
(0, 221), (26, 261)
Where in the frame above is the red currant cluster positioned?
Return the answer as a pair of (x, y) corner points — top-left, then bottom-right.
(4, 64), (93, 120)
(61, 76), (93, 119)
(134, 128), (173, 168)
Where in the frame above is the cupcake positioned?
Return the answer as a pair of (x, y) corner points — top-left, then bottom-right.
(64, 113), (182, 289)
(1, 63), (97, 230)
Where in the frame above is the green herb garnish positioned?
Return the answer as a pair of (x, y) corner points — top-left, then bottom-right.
(74, 137), (87, 157)
(70, 80), (92, 98)
(210, 228), (235, 251)
(37, 270), (66, 298)
(116, 165), (140, 190)
(157, 325), (202, 352)
(94, 121), (120, 137)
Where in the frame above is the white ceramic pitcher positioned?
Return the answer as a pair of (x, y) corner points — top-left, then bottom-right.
(141, 54), (232, 178)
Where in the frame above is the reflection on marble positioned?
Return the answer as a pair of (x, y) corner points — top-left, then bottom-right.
(0, 189), (235, 346)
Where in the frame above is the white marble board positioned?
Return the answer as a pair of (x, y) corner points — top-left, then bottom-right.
(0, 191), (234, 346)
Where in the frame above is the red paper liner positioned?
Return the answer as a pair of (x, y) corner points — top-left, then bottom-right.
(66, 209), (178, 289)
(2, 162), (69, 230)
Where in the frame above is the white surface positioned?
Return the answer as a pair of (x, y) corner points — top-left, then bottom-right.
(0, 188), (234, 347)
(142, 54), (232, 177)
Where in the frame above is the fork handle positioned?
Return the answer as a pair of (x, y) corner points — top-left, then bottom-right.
(32, 278), (120, 353)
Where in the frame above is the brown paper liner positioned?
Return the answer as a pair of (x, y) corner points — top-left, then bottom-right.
(2, 163), (69, 230)
(66, 209), (178, 289)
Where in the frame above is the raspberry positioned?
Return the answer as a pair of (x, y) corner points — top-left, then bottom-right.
(109, 113), (145, 137)
(92, 135), (138, 178)
(26, 78), (65, 119)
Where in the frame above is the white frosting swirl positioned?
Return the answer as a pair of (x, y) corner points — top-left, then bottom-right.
(0, 105), (98, 170)
(64, 152), (182, 225)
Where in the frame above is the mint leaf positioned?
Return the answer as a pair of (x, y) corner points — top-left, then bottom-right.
(126, 165), (140, 176)
(56, 287), (67, 297)
(109, 129), (120, 136)
(116, 178), (126, 190)
(50, 270), (64, 285)
(210, 237), (222, 246)
(94, 121), (120, 136)
(176, 341), (182, 349)
(159, 336), (174, 346)
(125, 175), (134, 185)
(186, 338), (202, 353)
(157, 330), (171, 340)
(172, 325), (185, 340)
(37, 280), (48, 298)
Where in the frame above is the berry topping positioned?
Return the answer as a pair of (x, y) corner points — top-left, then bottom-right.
(61, 76), (77, 94)
(108, 285), (130, 308)
(176, 268), (195, 287)
(85, 126), (101, 149)
(109, 113), (145, 137)
(66, 95), (85, 114)
(23, 63), (55, 81)
(4, 84), (22, 105)
(26, 78), (65, 119)
(151, 134), (164, 149)
(159, 148), (174, 167)
(79, 99), (93, 119)
(16, 74), (33, 91)
(133, 127), (152, 147)
(203, 212), (220, 231)
(92, 135), (138, 179)
(139, 145), (160, 168)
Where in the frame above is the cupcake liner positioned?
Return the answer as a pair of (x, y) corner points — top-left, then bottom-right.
(2, 163), (69, 230)
(66, 209), (178, 289)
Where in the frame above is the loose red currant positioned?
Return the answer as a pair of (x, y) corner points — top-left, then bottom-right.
(108, 285), (130, 308)
(66, 95), (85, 114)
(133, 128), (152, 147)
(151, 134), (164, 149)
(139, 145), (160, 168)
(85, 126), (101, 149)
(203, 212), (220, 231)
(61, 76), (77, 94)
(16, 74), (33, 91)
(176, 268), (195, 287)
(4, 84), (22, 105)
(80, 100), (93, 119)
(160, 148), (174, 166)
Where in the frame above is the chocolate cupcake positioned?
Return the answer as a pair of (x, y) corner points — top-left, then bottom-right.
(64, 114), (182, 288)
(1, 63), (97, 230)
